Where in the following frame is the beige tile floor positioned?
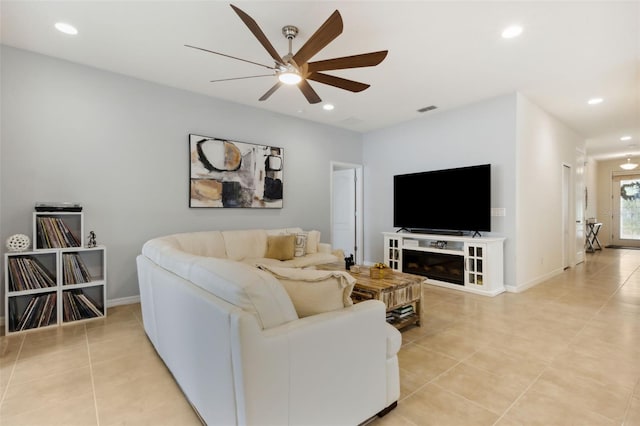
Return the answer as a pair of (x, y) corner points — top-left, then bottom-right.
(1, 248), (639, 425)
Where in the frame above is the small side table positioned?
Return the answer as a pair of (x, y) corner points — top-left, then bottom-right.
(586, 222), (602, 252)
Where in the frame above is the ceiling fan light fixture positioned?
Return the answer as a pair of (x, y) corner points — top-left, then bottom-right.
(278, 71), (302, 85)
(620, 157), (638, 170)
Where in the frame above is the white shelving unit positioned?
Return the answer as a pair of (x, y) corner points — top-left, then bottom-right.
(383, 232), (505, 296)
(4, 211), (106, 334)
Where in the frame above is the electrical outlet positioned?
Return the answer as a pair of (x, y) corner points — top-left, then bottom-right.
(491, 208), (506, 217)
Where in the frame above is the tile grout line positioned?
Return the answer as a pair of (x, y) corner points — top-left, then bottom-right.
(84, 324), (100, 426)
(490, 368), (547, 425)
(399, 343), (481, 402)
(621, 360), (640, 424)
(492, 261), (640, 425)
(0, 334), (26, 407)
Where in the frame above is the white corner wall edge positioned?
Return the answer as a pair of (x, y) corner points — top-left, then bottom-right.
(0, 296), (141, 327)
(504, 267), (564, 293)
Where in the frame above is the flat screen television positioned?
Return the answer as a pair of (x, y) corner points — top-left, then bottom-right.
(393, 164), (491, 234)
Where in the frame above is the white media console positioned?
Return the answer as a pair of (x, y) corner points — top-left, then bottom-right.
(383, 232), (505, 297)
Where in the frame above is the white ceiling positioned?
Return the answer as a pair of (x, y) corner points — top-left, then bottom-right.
(1, 1), (639, 160)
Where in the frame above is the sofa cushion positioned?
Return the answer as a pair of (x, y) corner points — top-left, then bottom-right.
(265, 235), (296, 261)
(242, 252), (339, 269)
(142, 231), (227, 261)
(257, 265), (355, 318)
(293, 232), (308, 257)
(265, 227), (303, 236)
(305, 230), (321, 254)
(189, 257), (298, 329)
(222, 229), (268, 261)
(168, 231), (228, 258)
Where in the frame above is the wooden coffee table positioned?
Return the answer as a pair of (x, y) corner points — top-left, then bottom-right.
(317, 263), (424, 330)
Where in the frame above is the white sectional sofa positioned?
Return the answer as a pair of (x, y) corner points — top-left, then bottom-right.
(136, 228), (401, 426)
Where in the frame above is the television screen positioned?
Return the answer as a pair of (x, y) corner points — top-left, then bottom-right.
(393, 164), (491, 233)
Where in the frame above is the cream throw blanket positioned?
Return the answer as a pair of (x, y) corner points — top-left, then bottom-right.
(257, 265), (356, 317)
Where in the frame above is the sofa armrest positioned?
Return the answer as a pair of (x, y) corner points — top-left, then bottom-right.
(232, 300), (391, 425)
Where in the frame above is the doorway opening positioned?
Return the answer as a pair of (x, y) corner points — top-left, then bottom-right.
(562, 163), (572, 269)
(330, 162), (363, 265)
(610, 171), (640, 248)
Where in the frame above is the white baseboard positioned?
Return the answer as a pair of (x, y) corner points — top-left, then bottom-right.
(505, 267), (564, 293)
(106, 295), (141, 308)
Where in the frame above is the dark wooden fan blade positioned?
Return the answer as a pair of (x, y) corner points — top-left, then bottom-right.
(298, 79), (322, 104)
(307, 72), (370, 92)
(230, 4), (284, 65)
(292, 10), (343, 66)
(307, 51), (388, 72)
(185, 45), (277, 70)
(211, 74), (274, 83)
(259, 82), (283, 101)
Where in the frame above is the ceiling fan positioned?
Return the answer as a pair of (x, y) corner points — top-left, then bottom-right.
(185, 4), (388, 104)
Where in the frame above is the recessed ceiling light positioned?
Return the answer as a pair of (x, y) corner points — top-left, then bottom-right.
(55, 22), (78, 35)
(501, 25), (523, 39)
(323, 104), (334, 111)
(621, 135), (632, 141)
(587, 97), (603, 105)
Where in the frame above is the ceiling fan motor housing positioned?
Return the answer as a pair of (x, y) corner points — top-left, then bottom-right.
(282, 25), (299, 40)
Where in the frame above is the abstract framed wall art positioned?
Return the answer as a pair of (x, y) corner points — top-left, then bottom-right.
(189, 134), (283, 208)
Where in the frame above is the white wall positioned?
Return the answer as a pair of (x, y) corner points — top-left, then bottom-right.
(0, 46), (363, 313)
(361, 92), (585, 291)
(362, 94), (518, 286)
(585, 157), (598, 221)
(515, 94), (585, 290)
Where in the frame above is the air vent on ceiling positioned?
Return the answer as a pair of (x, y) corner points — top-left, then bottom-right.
(417, 105), (438, 113)
(340, 117), (365, 126)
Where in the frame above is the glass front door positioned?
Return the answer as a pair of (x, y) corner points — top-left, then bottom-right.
(611, 174), (640, 247)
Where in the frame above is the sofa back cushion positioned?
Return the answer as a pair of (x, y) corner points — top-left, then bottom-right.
(189, 257), (298, 329)
(222, 229), (268, 261)
(143, 231), (227, 263)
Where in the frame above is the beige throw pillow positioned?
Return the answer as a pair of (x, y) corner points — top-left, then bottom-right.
(294, 232), (308, 257)
(305, 230), (321, 254)
(265, 235), (296, 261)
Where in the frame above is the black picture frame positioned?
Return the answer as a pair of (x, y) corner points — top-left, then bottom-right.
(189, 134), (283, 208)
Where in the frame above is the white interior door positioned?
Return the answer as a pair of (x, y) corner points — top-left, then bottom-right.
(575, 149), (585, 264)
(562, 164), (572, 269)
(330, 163), (363, 265)
(332, 169), (356, 259)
